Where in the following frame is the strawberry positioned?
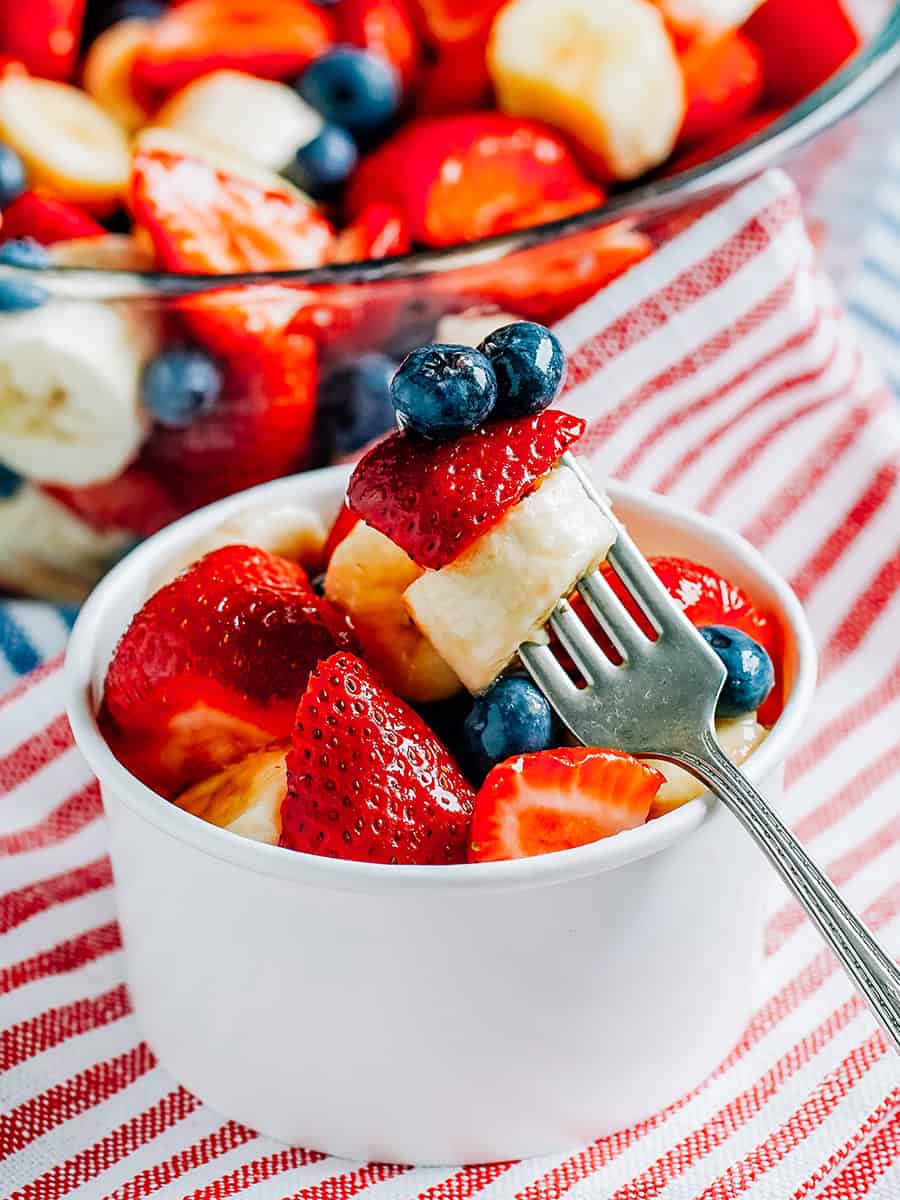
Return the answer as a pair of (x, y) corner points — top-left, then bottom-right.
(347, 409), (585, 569)
(743, 0), (860, 106)
(0, 191), (104, 245)
(131, 0), (335, 99)
(348, 113), (604, 248)
(141, 327), (318, 512)
(101, 544), (354, 799)
(42, 466), (180, 538)
(0, 0), (85, 81)
(281, 651), (475, 864)
(664, 107), (786, 175)
(677, 32), (764, 149)
(468, 748), (662, 862)
(415, 32), (492, 116)
(340, 0), (421, 92)
(329, 203), (411, 264)
(322, 502), (361, 563)
(0, 55), (28, 80)
(408, 0), (506, 46)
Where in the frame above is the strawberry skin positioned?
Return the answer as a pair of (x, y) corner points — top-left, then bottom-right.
(347, 409), (585, 569)
(102, 545), (353, 798)
(0, 191), (104, 245)
(282, 651), (475, 864)
(43, 466), (180, 537)
(468, 748), (662, 863)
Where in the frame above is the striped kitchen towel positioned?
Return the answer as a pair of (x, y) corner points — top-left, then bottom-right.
(1, 169), (899, 1200)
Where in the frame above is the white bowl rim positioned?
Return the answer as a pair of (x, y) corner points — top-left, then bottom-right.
(65, 465), (818, 895)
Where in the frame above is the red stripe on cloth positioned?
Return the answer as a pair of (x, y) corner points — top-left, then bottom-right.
(0, 713), (73, 795)
(0, 920), (121, 995)
(602, 996), (865, 1200)
(108, 1120), (257, 1200)
(580, 272), (801, 461)
(652, 339), (844, 497)
(0, 654), (64, 712)
(792, 742), (900, 844)
(564, 192), (799, 395)
(613, 291), (819, 478)
(742, 393), (889, 547)
(765, 812), (900, 957)
(0, 855), (113, 935)
(810, 1098), (900, 1199)
(0, 780), (102, 856)
(181, 1148), (327, 1200)
(786, 656), (900, 787)
(1, 982), (130, 1072)
(288, 1162), (413, 1200)
(0, 1043), (155, 1160)
(11, 1087), (200, 1200)
(819, 547), (900, 682)
(790, 464), (900, 603)
(792, 1089), (900, 1199)
(418, 1163), (517, 1200)
(693, 1031), (890, 1200)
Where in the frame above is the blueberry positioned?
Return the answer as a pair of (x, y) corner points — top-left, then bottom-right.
(391, 344), (497, 440)
(0, 239), (51, 269)
(699, 625), (775, 718)
(0, 276), (49, 311)
(479, 321), (566, 418)
(318, 353), (398, 458)
(141, 347), (223, 428)
(282, 123), (358, 199)
(0, 143), (26, 210)
(0, 462), (22, 500)
(462, 675), (556, 783)
(298, 48), (400, 137)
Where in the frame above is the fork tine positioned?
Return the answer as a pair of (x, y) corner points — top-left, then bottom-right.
(548, 597), (614, 684)
(519, 641), (579, 709)
(606, 529), (688, 638)
(576, 570), (650, 660)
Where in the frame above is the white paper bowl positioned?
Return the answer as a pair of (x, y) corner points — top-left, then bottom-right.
(66, 464), (817, 1165)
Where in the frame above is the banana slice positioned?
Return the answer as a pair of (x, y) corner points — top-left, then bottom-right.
(406, 465), (616, 694)
(175, 744), (289, 845)
(83, 18), (155, 133)
(0, 300), (156, 486)
(0, 484), (129, 602)
(488, 0), (685, 181)
(0, 76), (131, 205)
(434, 308), (523, 348)
(156, 70), (323, 175)
(326, 519), (462, 703)
(649, 713), (766, 817)
(50, 234), (156, 271)
(653, 0), (763, 35)
(152, 502), (328, 591)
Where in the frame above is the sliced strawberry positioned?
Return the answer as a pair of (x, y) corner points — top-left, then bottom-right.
(42, 467), (179, 538)
(141, 328), (317, 513)
(348, 113), (604, 248)
(0, 191), (104, 245)
(468, 748), (662, 862)
(677, 32), (764, 149)
(330, 203), (411, 264)
(101, 545), (354, 798)
(131, 145), (335, 276)
(664, 107), (786, 175)
(348, 409), (585, 569)
(340, 0), (420, 92)
(322, 502), (361, 563)
(131, 0), (335, 98)
(0, 0), (85, 81)
(0, 55), (28, 79)
(408, 0), (505, 46)
(743, 0), (860, 106)
(415, 32), (492, 116)
(282, 651), (475, 864)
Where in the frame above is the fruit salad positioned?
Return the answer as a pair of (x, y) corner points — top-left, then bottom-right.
(0, 0), (862, 600)
(99, 322), (782, 864)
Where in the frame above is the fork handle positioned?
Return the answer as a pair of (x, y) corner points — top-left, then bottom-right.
(675, 729), (900, 1052)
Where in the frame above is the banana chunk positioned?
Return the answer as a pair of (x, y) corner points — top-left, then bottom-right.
(654, 0), (763, 35)
(175, 744), (289, 845)
(83, 18), (155, 133)
(489, 0), (685, 181)
(649, 713), (766, 817)
(0, 301), (155, 486)
(406, 465), (616, 693)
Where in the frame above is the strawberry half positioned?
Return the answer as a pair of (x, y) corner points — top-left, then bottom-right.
(347, 409), (585, 569)
(141, 327), (317, 512)
(131, 0), (335, 98)
(282, 651), (475, 864)
(0, 191), (104, 245)
(101, 545), (354, 799)
(468, 748), (662, 862)
(43, 466), (180, 537)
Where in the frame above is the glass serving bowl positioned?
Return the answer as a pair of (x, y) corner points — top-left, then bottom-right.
(2, 1), (899, 602)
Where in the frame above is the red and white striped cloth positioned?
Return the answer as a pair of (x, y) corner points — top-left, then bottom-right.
(2, 169), (900, 1200)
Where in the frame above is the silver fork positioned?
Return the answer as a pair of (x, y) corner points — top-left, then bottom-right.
(519, 452), (900, 1052)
